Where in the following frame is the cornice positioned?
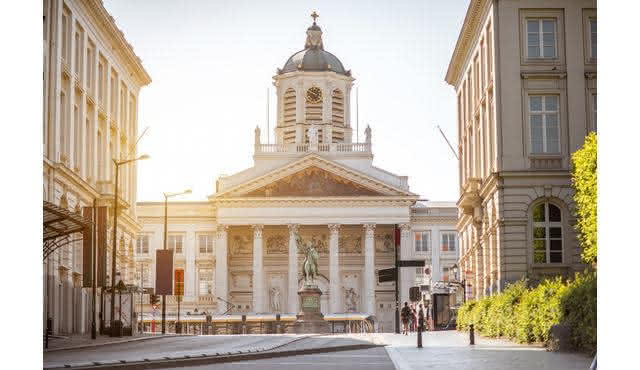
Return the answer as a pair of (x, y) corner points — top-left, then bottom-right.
(213, 196), (417, 208)
(80, 0), (151, 86)
(521, 71), (567, 80)
(445, 0), (490, 86)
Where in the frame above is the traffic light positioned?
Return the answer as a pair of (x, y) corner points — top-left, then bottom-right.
(150, 294), (160, 306)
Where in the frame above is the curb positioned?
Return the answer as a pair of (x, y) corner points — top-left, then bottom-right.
(45, 343), (383, 369)
(44, 335), (192, 353)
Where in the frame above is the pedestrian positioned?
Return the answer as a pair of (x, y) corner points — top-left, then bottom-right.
(401, 301), (410, 335)
(411, 304), (418, 332)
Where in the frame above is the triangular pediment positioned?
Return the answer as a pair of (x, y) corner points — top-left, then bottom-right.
(246, 166), (384, 197)
(214, 154), (416, 198)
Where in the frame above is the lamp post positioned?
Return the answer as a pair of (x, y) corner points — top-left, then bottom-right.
(451, 264), (466, 304)
(161, 189), (192, 334)
(109, 154), (149, 336)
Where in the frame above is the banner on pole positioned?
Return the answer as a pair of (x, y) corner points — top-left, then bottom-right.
(155, 249), (174, 295)
(82, 207), (94, 287)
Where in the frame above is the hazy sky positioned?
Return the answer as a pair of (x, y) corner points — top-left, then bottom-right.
(102, 0), (470, 202)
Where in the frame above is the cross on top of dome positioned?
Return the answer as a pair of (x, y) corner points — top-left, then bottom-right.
(311, 11), (319, 24)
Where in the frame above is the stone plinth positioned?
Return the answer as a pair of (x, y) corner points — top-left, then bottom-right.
(293, 285), (329, 333)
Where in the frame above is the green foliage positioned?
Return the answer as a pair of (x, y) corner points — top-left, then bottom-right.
(560, 271), (597, 352)
(571, 133), (597, 264)
(456, 273), (596, 352)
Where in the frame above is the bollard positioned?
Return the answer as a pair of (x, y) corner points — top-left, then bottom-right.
(417, 324), (423, 348)
(469, 324), (475, 345)
(276, 314), (281, 334)
(241, 315), (247, 335)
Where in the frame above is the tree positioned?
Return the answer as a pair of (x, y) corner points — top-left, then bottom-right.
(571, 132), (597, 265)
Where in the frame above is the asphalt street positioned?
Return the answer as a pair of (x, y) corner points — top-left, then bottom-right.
(154, 347), (395, 370)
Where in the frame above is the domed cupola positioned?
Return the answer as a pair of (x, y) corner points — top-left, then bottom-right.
(273, 12), (355, 146)
(278, 12), (351, 76)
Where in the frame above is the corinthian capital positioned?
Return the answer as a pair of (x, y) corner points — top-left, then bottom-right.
(363, 223), (376, 236)
(252, 224), (264, 238)
(399, 223), (411, 237)
(288, 224), (299, 234)
(216, 224), (228, 238)
(328, 223), (341, 235)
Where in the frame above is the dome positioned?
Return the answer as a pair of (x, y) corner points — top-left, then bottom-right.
(278, 16), (350, 76)
(281, 48), (348, 75)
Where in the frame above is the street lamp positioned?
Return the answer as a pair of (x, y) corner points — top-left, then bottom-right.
(451, 263), (466, 304)
(161, 189), (192, 335)
(110, 154), (149, 336)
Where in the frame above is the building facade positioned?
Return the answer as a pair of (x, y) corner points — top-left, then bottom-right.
(43, 0), (150, 334)
(135, 18), (458, 333)
(445, 0), (596, 299)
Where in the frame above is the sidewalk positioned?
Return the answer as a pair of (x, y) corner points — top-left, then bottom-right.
(381, 330), (592, 370)
(44, 332), (185, 352)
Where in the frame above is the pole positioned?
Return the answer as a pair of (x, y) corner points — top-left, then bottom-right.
(356, 87), (359, 143)
(161, 195), (168, 334)
(91, 199), (97, 339)
(266, 87), (270, 144)
(110, 160), (119, 336)
(394, 224), (400, 334)
(140, 262), (143, 332)
(177, 296), (181, 334)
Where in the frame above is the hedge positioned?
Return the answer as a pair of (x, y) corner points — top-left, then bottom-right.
(457, 271), (596, 353)
(571, 132), (597, 265)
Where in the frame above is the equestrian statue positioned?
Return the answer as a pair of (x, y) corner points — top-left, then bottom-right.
(295, 233), (319, 286)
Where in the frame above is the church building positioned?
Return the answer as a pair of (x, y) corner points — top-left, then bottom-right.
(136, 15), (458, 333)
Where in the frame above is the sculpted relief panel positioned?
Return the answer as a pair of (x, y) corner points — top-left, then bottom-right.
(375, 232), (394, 254)
(298, 227), (329, 255)
(266, 234), (287, 254)
(245, 167), (383, 197)
(339, 227), (362, 254)
(230, 228), (252, 256)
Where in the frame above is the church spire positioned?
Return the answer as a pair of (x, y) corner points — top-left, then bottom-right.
(305, 11), (324, 50)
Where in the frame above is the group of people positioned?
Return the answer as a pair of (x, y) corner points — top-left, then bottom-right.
(400, 301), (430, 335)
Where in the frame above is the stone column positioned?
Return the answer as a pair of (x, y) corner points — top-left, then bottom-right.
(185, 229), (196, 300)
(252, 225), (264, 313)
(288, 224), (299, 313)
(399, 224), (412, 305)
(363, 224), (376, 315)
(215, 225), (228, 314)
(328, 224), (341, 313)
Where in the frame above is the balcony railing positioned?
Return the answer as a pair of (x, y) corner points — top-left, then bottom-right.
(255, 142), (372, 156)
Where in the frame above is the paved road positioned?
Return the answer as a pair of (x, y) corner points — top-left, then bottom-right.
(382, 331), (593, 370)
(155, 347), (394, 370)
(43, 335), (305, 368)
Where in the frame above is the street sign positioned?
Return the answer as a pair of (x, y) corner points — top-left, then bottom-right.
(155, 249), (174, 295)
(398, 260), (425, 268)
(378, 267), (396, 283)
(409, 286), (421, 302)
(174, 269), (184, 296)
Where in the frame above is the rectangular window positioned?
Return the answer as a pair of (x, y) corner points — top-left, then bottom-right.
(414, 231), (431, 252)
(199, 234), (214, 254)
(136, 235), (149, 254)
(61, 12), (69, 63)
(529, 95), (560, 154)
(590, 19), (597, 59)
(199, 268), (214, 295)
(168, 235), (183, 254)
(527, 19), (556, 58)
(441, 232), (457, 252)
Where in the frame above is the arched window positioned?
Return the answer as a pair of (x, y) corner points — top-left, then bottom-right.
(532, 202), (563, 263)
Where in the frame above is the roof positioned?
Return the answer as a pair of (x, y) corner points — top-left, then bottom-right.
(281, 48), (348, 75)
(43, 201), (91, 241)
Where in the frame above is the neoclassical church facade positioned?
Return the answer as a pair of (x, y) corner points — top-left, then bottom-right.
(136, 17), (458, 332)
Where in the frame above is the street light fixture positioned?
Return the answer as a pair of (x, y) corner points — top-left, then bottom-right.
(109, 154), (149, 337)
(161, 188), (192, 335)
(451, 263), (466, 304)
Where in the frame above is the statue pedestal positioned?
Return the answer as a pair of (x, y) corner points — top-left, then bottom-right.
(293, 285), (329, 334)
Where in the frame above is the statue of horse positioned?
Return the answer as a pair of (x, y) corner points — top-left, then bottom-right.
(296, 233), (319, 286)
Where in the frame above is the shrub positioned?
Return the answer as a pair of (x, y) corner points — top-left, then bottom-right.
(572, 133), (597, 265)
(456, 272), (595, 352)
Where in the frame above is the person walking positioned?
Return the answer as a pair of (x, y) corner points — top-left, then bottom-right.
(401, 302), (410, 335)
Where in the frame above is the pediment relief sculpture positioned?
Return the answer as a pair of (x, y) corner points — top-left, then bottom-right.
(245, 167), (383, 197)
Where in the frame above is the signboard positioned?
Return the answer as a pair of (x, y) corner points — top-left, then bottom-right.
(155, 249), (174, 295)
(398, 260), (425, 268)
(174, 269), (184, 296)
(378, 267), (396, 283)
(302, 296), (319, 309)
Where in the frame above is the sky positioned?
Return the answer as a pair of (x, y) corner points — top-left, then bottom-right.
(102, 0), (470, 202)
